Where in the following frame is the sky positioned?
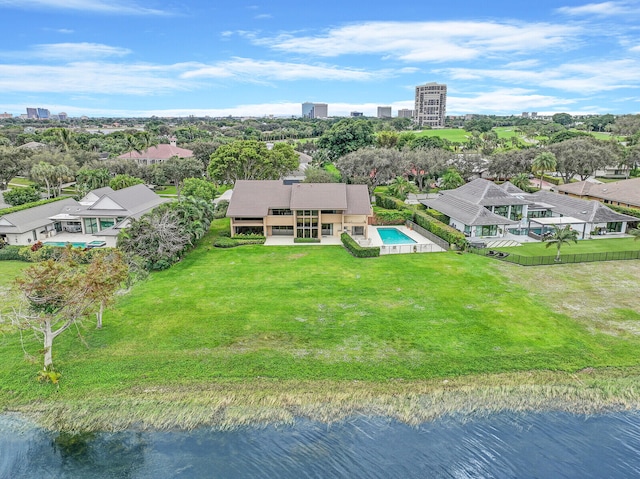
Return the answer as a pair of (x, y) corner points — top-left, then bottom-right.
(1, 0), (640, 118)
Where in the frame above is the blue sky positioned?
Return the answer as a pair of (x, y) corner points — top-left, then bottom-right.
(1, 0), (639, 118)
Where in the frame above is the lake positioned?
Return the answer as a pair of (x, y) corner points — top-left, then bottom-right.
(2, 411), (640, 478)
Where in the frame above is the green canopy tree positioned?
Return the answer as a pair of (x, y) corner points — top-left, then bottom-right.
(3, 187), (40, 206)
(208, 140), (298, 183)
(439, 168), (464, 190)
(181, 177), (217, 202)
(109, 174), (144, 191)
(544, 225), (579, 262)
(317, 119), (375, 160)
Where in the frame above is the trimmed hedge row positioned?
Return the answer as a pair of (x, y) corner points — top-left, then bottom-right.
(541, 174), (562, 186)
(0, 245), (24, 261)
(374, 193), (407, 211)
(413, 210), (467, 249)
(341, 232), (380, 258)
(294, 237), (321, 243)
(373, 207), (412, 225)
(0, 196), (69, 216)
(213, 234), (266, 248)
(608, 204), (640, 219)
(425, 208), (449, 223)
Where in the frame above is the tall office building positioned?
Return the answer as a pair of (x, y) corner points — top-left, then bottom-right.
(26, 108), (38, 119)
(397, 109), (414, 119)
(414, 82), (447, 128)
(302, 102), (328, 119)
(377, 106), (392, 118)
(36, 108), (50, 119)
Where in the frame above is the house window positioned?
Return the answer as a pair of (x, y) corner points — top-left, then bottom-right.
(296, 210), (319, 239)
(510, 205), (523, 221)
(321, 223), (333, 236)
(99, 218), (115, 230)
(84, 218), (98, 234)
(270, 209), (293, 216)
(476, 225), (497, 236)
(607, 222), (622, 233)
(353, 226), (365, 236)
(493, 205), (508, 217)
(272, 226), (293, 236)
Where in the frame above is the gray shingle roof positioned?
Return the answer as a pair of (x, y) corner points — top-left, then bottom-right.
(74, 184), (167, 218)
(0, 198), (79, 234)
(499, 181), (527, 195)
(445, 178), (531, 206)
(422, 195), (518, 226)
(529, 190), (638, 223)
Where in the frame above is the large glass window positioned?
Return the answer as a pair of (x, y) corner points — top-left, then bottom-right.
(510, 205), (523, 221)
(99, 218), (115, 230)
(475, 225), (497, 236)
(296, 210), (319, 238)
(607, 222), (622, 233)
(493, 205), (508, 217)
(84, 218), (98, 234)
(321, 223), (333, 236)
(270, 209), (293, 216)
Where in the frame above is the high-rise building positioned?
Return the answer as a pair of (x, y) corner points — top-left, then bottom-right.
(414, 82), (447, 128)
(26, 108), (38, 119)
(350, 111), (364, 117)
(397, 109), (414, 119)
(37, 108), (50, 119)
(58, 112), (68, 121)
(377, 106), (392, 118)
(302, 102), (328, 119)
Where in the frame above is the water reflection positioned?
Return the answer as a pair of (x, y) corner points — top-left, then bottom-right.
(1, 411), (640, 478)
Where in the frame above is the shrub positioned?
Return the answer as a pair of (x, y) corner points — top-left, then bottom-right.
(3, 187), (41, 206)
(374, 193), (406, 211)
(0, 196), (68, 216)
(294, 237), (321, 243)
(373, 207), (412, 225)
(425, 208), (448, 223)
(541, 174), (562, 185)
(341, 233), (380, 258)
(0, 245), (24, 261)
(213, 235), (266, 248)
(213, 200), (229, 219)
(608, 204), (640, 219)
(413, 211), (467, 249)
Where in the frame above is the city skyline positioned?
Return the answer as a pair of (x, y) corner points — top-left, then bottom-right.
(0, 1), (639, 118)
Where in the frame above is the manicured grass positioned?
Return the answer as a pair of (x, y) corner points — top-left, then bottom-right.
(154, 184), (177, 196)
(8, 177), (36, 187)
(414, 127), (523, 143)
(496, 237), (639, 257)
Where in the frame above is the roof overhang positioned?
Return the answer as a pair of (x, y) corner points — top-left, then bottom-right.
(529, 216), (586, 225)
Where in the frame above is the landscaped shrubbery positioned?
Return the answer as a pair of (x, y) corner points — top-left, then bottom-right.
(425, 208), (449, 223)
(341, 232), (380, 257)
(0, 245), (23, 261)
(213, 234), (266, 248)
(608, 204), (640, 219)
(413, 210), (467, 249)
(373, 207), (412, 225)
(294, 237), (321, 243)
(374, 193), (406, 211)
(213, 200), (229, 219)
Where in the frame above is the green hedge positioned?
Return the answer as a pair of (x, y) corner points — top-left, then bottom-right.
(541, 174), (562, 186)
(373, 207), (412, 225)
(413, 211), (467, 249)
(0, 196), (69, 216)
(425, 208), (448, 223)
(608, 204), (640, 219)
(340, 233), (380, 258)
(374, 193), (406, 211)
(0, 245), (24, 261)
(214, 235), (266, 248)
(293, 237), (321, 243)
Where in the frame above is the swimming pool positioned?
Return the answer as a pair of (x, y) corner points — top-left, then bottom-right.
(376, 227), (417, 245)
(43, 241), (87, 248)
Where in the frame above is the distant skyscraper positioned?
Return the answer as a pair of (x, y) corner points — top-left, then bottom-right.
(377, 106), (392, 118)
(26, 108), (38, 119)
(302, 102), (328, 119)
(397, 109), (414, 119)
(36, 108), (50, 119)
(58, 112), (68, 120)
(350, 111), (364, 117)
(414, 82), (447, 128)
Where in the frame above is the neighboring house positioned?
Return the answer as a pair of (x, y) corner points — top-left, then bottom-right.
(0, 184), (168, 247)
(422, 178), (637, 240)
(69, 184), (169, 245)
(421, 179), (528, 238)
(17, 141), (47, 150)
(117, 138), (193, 166)
(0, 198), (79, 245)
(227, 180), (373, 240)
(594, 165), (629, 179)
(553, 177), (640, 209)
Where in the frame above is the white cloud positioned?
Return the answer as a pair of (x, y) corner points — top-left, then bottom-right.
(181, 58), (388, 82)
(447, 89), (576, 115)
(556, 1), (638, 16)
(0, 0), (170, 15)
(439, 58), (640, 93)
(251, 21), (582, 61)
(630, 45), (640, 52)
(254, 13), (272, 20)
(0, 62), (188, 95)
(31, 43), (132, 60)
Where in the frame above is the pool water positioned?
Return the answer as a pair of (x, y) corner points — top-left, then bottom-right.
(377, 228), (417, 245)
(43, 241), (87, 248)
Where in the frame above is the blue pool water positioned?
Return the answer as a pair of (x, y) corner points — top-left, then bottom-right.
(43, 241), (87, 248)
(377, 227), (417, 245)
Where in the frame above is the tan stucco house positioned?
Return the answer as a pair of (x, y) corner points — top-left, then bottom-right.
(227, 180), (373, 240)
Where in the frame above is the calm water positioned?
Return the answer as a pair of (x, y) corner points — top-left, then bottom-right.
(2, 411), (640, 478)
(377, 227), (417, 245)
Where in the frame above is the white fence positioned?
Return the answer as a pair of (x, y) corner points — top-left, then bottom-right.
(379, 243), (440, 255)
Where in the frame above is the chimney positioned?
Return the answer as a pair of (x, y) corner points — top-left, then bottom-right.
(169, 137), (177, 147)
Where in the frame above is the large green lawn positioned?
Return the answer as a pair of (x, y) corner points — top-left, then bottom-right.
(497, 237), (639, 257)
(2, 221), (640, 409)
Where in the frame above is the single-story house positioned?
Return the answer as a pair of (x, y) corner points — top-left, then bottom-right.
(421, 178), (637, 240)
(117, 138), (193, 166)
(227, 180), (373, 240)
(0, 184), (168, 247)
(0, 198), (79, 245)
(553, 177), (640, 209)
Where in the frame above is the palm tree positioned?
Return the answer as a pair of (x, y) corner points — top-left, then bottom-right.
(544, 224), (579, 262)
(439, 168), (464, 190)
(387, 176), (417, 200)
(510, 172), (531, 192)
(629, 228), (640, 241)
(531, 152), (557, 189)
